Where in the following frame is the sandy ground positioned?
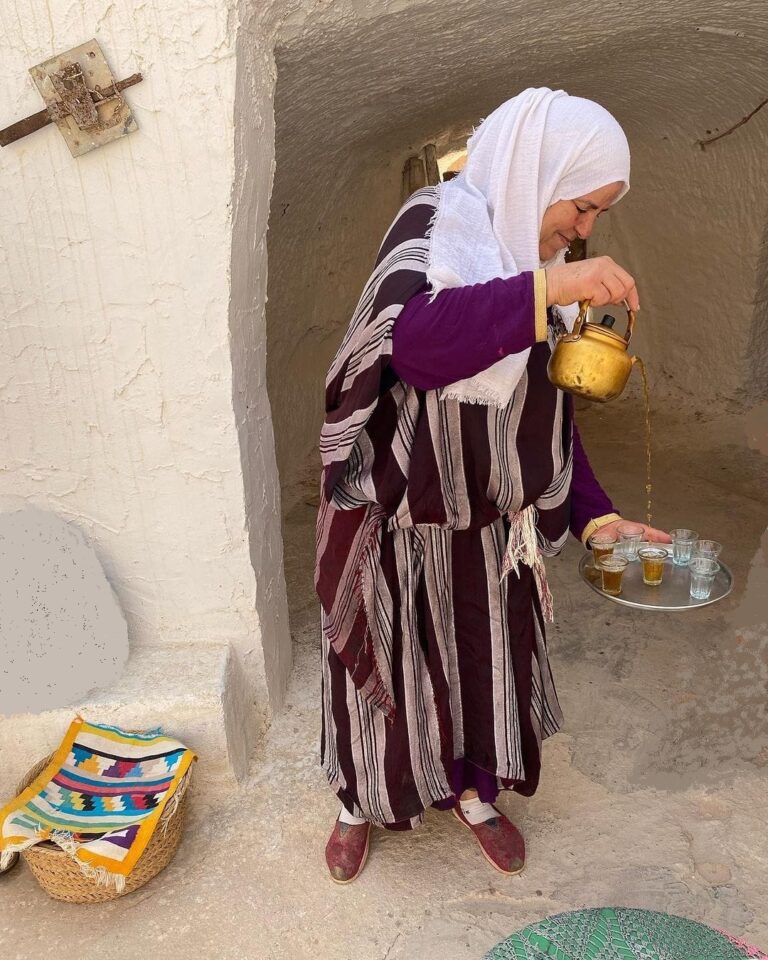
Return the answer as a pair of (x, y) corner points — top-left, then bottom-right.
(2, 394), (767, 959)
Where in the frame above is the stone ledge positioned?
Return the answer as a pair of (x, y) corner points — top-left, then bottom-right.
(0, 640), (254, 803)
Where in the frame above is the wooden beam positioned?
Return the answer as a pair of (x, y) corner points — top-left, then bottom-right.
(401, 155), (426, 202)
(423, 143), (441, 185)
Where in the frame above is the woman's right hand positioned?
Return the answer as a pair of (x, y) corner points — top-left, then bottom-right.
(545, 256), (640, 312)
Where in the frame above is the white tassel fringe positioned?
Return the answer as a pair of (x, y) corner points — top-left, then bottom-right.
(501, 504), (554, 621)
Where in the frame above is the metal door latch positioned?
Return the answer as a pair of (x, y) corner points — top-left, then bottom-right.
(0, 40), (142, 156)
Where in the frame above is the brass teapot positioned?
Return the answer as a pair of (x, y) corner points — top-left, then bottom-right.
(547, 299), (637, 402)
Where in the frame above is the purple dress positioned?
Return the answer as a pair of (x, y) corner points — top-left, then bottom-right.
(390, 274), (618, 806)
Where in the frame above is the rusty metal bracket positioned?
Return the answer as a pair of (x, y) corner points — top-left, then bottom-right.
(0, 40), (142, 156)
(50, 62), (99, 127)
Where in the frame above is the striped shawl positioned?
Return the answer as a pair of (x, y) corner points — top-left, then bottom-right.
(316, 187), (572, 721)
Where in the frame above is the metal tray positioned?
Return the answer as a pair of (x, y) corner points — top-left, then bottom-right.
(579, 544), (733, 611)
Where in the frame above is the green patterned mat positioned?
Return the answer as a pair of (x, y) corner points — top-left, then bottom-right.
(484, 908), (766, 960)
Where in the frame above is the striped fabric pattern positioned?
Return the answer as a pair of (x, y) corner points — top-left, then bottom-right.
(0, 717), (195, 889)
(316, 188), (573, 826)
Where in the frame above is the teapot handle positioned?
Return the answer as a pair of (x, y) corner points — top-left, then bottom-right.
(574, 300), (590, 335)
(577, 299), (636, 344)
(622, 299), (636, 345)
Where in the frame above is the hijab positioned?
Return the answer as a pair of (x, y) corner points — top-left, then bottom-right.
(427, 87), (631, 406)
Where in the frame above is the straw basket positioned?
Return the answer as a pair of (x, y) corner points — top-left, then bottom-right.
(15, 752), (189, 903)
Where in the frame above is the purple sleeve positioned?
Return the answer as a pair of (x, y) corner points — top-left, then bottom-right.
(569, 421), (619, 540)
(390, 272), (538, 390)
(390, 276), (615, 539)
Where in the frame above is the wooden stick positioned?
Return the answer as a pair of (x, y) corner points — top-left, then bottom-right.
(406, 156), (426, 193)
(423, 143), (441, 185)
(696, 96), (768, 149)
(401, 155), (426, 201)
(400, 161), (411, 204)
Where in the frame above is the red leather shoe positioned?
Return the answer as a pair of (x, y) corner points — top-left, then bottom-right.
(453, 803), (525, 875)
(325, 819), (371, 884)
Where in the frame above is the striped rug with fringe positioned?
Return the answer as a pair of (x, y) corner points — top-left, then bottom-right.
(0, 716), (195, 892)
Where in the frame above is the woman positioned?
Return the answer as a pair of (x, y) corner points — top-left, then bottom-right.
(316, 87), (670, 884)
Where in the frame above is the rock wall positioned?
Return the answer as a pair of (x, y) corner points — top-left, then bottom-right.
(266, 0), (768, 504)
(0, 0), (290, 746)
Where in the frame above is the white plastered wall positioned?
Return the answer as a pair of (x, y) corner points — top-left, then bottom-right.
(0, 0), (291, 750)
(266, 0), (768, 505)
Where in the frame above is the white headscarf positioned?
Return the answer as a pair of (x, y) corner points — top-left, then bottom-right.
(427, 87), (631, 406)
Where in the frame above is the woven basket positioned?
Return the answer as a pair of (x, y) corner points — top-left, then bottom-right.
(15, 752), (189, 903)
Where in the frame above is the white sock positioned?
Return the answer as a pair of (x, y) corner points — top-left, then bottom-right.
(460, 795), (497, 825)
(338, 805), (367, 826)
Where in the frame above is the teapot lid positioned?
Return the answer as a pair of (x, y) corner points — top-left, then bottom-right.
(582, 316), (631, 346)
(576, 299), (635, 347)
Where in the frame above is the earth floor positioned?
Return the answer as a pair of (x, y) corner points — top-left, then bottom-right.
(2, 395), (767, 959)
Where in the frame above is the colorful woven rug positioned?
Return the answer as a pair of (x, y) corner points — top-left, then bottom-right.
(485, 908), (767, 959)
(0, 716), (195, 891)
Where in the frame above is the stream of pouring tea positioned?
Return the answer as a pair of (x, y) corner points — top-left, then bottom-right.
(635, 357), (653, 526)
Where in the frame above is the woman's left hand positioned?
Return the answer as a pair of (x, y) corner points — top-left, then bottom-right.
(596, 518), (672, 544)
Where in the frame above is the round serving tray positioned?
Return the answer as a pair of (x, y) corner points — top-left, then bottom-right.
(579, 544), (733, 611)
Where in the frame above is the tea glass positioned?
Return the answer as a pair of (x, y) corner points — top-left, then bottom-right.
(694, 539), (723, 560)
(638, 546), (667, 586)
(598, 555), (629, 596)
(589, 531), (617, 564)
(617, 522), (644, 561)
(670, 528), (698, 566)
(688, 557), (719, 600)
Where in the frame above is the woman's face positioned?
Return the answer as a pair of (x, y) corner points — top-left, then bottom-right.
(538, 181), (624, 262)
